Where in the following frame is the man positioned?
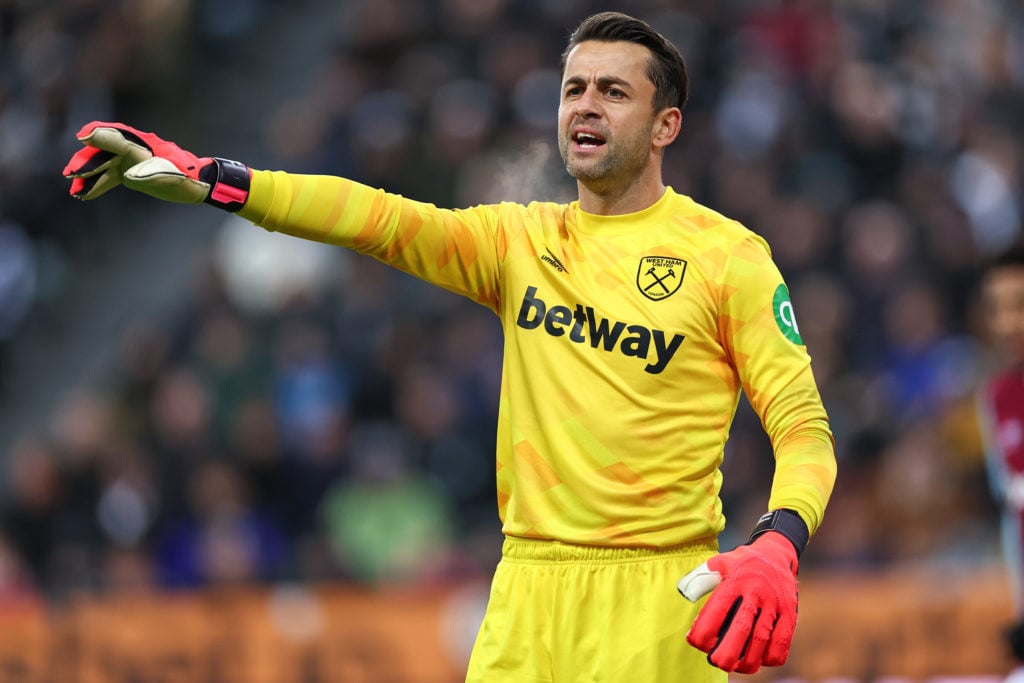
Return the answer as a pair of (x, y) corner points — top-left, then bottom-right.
(64, 11), (836, 680)
(978, 240), (1024, 616)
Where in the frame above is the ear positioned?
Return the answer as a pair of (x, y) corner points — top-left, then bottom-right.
(652, 107), (682, 150)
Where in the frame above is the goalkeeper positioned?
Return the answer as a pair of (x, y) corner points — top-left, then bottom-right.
(64, 11), (836, 681)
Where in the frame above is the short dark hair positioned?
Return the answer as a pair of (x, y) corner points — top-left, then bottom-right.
(561, 11), (689, 112)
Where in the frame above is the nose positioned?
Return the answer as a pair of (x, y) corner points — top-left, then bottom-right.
(573, 86), (602, 118)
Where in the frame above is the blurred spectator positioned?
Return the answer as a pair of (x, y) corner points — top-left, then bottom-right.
(0, 221), (35, 345)
(6, 0), (1024, 597)
(319, 422), (456, 584)
(2, 436), (61, 586)
(156, 458), (288, 587)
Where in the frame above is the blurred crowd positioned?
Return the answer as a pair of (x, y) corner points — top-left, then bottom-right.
(1, 0), (1023, 602)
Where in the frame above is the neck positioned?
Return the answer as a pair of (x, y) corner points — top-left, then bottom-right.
(576, 169), (666, 216)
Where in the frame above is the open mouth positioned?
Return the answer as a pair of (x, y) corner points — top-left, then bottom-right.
(573, 131), (606, 149)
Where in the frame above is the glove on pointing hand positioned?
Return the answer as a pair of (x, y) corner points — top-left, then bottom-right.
(63, 121), (249, 211)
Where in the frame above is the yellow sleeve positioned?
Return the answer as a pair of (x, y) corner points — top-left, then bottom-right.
(720, 234), (837, 535)
(238, 169), (505, 311)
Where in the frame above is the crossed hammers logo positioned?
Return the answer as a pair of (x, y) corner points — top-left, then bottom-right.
(643, 266), (676, 294)
(637, 257), (686, 300)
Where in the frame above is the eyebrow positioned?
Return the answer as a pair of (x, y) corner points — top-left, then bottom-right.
(562, 75), (634, 91)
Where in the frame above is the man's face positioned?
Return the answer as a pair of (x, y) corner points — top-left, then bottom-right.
(558, 40), (661, 190)
(983, 265), (1024, 366)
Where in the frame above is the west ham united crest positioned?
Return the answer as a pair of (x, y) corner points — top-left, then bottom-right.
(637, 256), (686, 301)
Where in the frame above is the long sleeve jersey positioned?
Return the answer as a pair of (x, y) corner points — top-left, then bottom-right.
(238, 171), (837, 548)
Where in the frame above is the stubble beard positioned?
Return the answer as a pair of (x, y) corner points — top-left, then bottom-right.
(559, 127), (651, 189)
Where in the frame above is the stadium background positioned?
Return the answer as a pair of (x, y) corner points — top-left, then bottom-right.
(0, 0), (1020, 679)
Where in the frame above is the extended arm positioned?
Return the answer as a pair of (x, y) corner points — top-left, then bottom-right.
(64, 121), (505, 310)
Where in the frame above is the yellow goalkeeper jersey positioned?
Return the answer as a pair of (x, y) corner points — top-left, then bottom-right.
(239, 171), (836, 548)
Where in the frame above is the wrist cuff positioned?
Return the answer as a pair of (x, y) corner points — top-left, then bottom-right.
(748, 509), (809, 557)
(200, 157), (251, 212)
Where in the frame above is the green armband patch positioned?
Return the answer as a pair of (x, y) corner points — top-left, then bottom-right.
(772, 284), (803, 345)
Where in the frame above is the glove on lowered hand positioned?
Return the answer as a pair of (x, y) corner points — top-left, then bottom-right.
(678, 512), (805, 674)
(63, 121), (250, 211)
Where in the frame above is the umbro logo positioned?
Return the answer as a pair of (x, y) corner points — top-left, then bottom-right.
(541, 248), (569, 273)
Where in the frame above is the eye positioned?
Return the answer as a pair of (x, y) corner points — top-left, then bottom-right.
(606, 88), (625, 99)
(565, 86), (584, 98)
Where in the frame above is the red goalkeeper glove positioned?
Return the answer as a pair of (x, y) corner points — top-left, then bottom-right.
(677, 510), (807, 674)
(62, 121), (250, 211)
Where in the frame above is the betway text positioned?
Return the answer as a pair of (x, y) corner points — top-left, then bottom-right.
(515, 286), (685, 374)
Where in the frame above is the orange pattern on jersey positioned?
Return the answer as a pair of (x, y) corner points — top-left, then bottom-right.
(240, 171), (837, 547)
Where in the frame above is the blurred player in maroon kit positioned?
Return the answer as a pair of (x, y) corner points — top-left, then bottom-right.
(978, 240), (1024, 616)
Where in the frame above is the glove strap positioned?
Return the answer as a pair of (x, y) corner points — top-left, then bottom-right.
(748, 509), (809, 557)
(200, 157), (251, 212)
